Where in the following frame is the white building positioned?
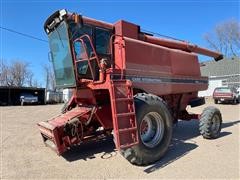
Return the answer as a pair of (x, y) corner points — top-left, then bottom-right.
(199, 57), (240, 97)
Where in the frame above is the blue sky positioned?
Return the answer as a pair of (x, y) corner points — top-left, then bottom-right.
(1, 0), (239, 86)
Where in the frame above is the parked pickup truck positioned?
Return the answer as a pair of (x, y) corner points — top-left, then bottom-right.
(20, 93), (38, 105)
(213, 87), (238, 104)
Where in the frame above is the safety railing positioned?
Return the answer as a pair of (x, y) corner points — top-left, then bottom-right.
(110, 34), (125, 80)
(72, 34), (101, 82)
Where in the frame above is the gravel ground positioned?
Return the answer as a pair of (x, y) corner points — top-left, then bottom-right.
(1, 99), (239, 179)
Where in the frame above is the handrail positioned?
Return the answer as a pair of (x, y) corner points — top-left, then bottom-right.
(72, 34), (101, 82)
(110, 34), (125, 80)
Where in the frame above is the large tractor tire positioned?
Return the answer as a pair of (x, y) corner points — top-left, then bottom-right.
(121, 93), (173, 166)
(199, 106), (222, 139)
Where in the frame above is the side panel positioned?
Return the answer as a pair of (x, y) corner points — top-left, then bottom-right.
(128, 78), (208, 96)
(170, 49), (201, 76)
(114, 36), (208, 95)
(125, 38), (172, 75)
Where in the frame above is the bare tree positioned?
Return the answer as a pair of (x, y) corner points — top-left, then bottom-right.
(0, 60), (35, 87)
(43, 64), (56, 91)
(204, 19), (240, 58)
(0, 61), (9, 86)
(9, 60), (31, 86)
(27, 71), (34, 87)
(33, 79), (39, 88)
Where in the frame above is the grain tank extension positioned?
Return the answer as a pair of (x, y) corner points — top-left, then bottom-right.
(38, 9), (223, 165)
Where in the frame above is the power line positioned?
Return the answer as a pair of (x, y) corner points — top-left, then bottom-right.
(0, 25), (186, 44)
(0, 26), (48, 43)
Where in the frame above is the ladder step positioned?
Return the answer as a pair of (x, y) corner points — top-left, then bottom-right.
(119, 127), (137, 133)
(116, 112), (135, 118)
(115, 98), (133, 102)
(110, 81), (139, 149)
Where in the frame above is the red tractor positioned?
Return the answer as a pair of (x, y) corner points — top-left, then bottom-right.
(38, 9), (223, 165)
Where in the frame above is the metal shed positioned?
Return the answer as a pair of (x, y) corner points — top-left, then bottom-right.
(0, 86), (45, 105)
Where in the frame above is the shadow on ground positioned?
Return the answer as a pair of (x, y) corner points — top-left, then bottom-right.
(62, 120), (239, 170)
(144, 119), (240, 173)
(62, 135), (117, 162)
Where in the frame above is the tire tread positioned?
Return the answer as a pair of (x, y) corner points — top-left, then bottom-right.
(199, 106), (222, 139)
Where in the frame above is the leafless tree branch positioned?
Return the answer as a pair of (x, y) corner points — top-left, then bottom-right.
(204, 19), (240, 58)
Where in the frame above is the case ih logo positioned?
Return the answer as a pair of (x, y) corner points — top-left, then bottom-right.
(129, 76), (207, 84)
(131, 77), (163, 83)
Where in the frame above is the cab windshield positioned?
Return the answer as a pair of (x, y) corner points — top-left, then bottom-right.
(48, 20), (112, 86)
(48, 21), (75, 87)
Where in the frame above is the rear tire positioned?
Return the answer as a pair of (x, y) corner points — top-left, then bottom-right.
(199, 106), (222, 139)
(121, 93), (173, 165)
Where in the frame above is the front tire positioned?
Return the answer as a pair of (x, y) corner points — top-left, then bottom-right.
(199, 106), (222, 139)
(122, 93), (173, 165)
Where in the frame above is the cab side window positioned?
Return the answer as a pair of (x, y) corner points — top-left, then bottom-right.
(95, 28), (111, 54)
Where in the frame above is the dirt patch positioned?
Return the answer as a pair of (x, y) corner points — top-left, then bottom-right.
(1, 100), (239, 179)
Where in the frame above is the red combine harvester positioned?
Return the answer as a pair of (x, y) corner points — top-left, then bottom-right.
(38, 9), (223, 165)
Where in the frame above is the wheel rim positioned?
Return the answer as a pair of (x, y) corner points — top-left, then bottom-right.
(140, 112), (165, 148)
(211, 114), (221, 134)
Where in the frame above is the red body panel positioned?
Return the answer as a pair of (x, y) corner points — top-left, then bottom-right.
(114, 21), (208, 96)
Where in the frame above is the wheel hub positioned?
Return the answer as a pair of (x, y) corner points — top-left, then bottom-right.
(140, 112), (165, 148)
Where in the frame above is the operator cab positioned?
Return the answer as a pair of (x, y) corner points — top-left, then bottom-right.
(44, 9), (112, 88)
